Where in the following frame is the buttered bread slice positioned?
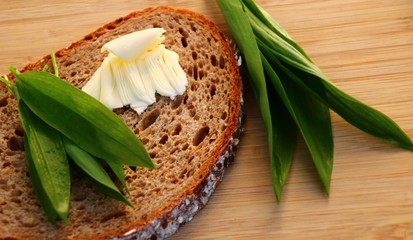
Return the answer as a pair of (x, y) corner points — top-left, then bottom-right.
(0, 6), (242, 240)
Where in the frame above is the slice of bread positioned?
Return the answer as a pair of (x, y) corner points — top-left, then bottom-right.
(0, 6), (243, 240)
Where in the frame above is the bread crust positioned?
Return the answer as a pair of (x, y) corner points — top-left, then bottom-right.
(0, 6), (242, 240)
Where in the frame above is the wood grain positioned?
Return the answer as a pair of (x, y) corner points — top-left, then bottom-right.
(1, 0), (413, 239)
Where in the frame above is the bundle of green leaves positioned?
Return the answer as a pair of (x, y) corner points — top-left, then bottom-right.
(0, 54), (154, 223)
(217, 0), (413, 201)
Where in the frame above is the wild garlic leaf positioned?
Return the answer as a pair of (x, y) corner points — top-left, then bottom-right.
(11, 68), (154, 168)
(105, 160), (130, 195)
(217, 0), (413, 201)
(280, 64), (413, 150)
(19, 101), (70, 221)
(217, 0), (288, 199)
(262, 52), (334, 194)
(24, 136), (59, 223)
(266, 78), (296, 200)
(63, 137), (134, 207)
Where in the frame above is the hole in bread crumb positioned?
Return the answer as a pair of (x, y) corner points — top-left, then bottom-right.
(210, 55), (217, 66)
(221, 111), (228, 120)
(70, 71), (76, 77)
(199, 70), (204, 80)
(188, 156), (195, 164)
(141, 109), (160, 130)
(149, 152), (157, 158)
(193, 126), (209, 146)
(159, 135), (168, 144)
(191, 23), (197, 32)
(181, 37), (188, 48)
(141, 137), (149, 145)
(0, 97), (8, 108)
(182, 143), (189, 151)
(192, 51), (197, 60)
(187, 66), (193, 78)
(179, 27), (189, 38)
(189, 107), (196, 118)
(7, 136), (24, 151)
(171, 95), (183, 109)
(193, 64), (198, 80)
(173, 124), (182, 135)
(221, 125), (227, 132)
(210, 85), (216, 97)
(219, 56), (226, 69)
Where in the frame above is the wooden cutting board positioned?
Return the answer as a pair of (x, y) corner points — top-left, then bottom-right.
(1, 0), (412, 239)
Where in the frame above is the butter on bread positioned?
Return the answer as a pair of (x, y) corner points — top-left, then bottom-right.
(0, 6), (242, 240)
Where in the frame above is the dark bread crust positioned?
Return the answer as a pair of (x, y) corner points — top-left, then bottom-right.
(0, 6), (242, 240)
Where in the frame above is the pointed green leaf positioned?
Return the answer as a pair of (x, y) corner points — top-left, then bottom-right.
(19, 101), (70, 221)
(63, 137), (133, 207)
(262, 52), (334, 193)
(24, 136), (59, 223)
(11, 68), (154, 168)
(242, 0), (311, 61)
(246, 8), (412, 150)
(266, 81), (296, 200)
(105, 160), (130, 194)
(217, 0), (287, 199)
(281, 64), (413, 150)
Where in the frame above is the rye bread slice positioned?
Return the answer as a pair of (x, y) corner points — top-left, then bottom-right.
(0, 6), (242, 240)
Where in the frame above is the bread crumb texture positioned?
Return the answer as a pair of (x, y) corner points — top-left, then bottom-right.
(0, 6), (242, 240)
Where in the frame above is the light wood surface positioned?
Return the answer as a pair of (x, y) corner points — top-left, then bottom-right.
(1, 0), (413, 239)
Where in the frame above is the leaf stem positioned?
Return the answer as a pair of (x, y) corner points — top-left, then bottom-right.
(1, 74), (19, 99)
(51, 51), (59, 77)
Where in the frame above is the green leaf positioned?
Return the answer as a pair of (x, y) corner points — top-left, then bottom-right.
(63, 137), (134, 207)
(217, 0), (285, 199)
(12, 68), (154, 168)
(262, 52), (334, 193)
(24, 136), (59, 223)
(218, 0), (413, 201)
(280, 64), (413, 150)
(247, 10), (324, 79)
(105, 160), (130, 194)
(19, 101), (70, 221)
(245, 3), (412, 150)
(266, 80), (296, 200)
(242, 0), (311, 61)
